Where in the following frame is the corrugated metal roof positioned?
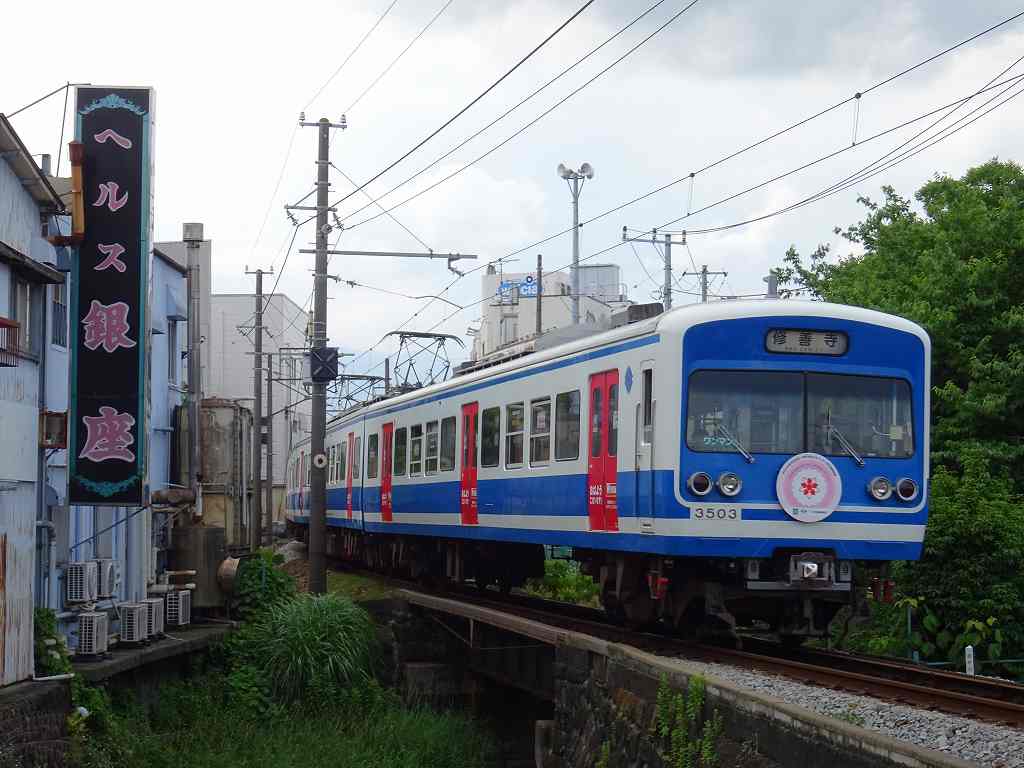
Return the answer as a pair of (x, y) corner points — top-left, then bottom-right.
(0, 115), (62, 211)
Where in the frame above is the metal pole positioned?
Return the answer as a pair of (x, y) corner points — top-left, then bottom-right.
(663, 233), (672, 311)
(265, 352), (274, 543)
(308, 117), (330, 595)
(536, 253), (543, 335)
(252, 271), (263, 552)
(384, 356), (390, 395)
(184, 223), (204, 519)
(571, 177), (580, 324)
(701, 265), (708, 304)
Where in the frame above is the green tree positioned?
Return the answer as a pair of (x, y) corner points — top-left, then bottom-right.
(774, 159), (1024, 661)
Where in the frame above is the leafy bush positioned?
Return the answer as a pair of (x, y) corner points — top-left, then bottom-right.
(232, 548), (295, 621)
(525, 559), (600, 606)
(233, 592), (377, 705)
(34, 607), (72, 677)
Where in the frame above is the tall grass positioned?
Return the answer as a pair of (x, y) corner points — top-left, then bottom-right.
(240, 592), (378, 704)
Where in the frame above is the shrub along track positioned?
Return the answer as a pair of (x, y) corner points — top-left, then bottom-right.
(323, 559), (1024, 730)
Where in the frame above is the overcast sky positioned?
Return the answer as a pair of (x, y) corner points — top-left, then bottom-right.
(4, 0), (1023, 376)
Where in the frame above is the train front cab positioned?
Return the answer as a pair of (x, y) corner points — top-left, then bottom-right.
(665, 308), (929, 641)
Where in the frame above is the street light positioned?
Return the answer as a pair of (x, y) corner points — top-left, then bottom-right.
(557, 163), (595, 324)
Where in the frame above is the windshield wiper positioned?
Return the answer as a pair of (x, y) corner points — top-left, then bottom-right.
(825, 408), (864, 467)
(711, 418), (755, 464)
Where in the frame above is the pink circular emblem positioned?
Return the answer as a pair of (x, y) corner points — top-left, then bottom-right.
(776, 453), (842, 523)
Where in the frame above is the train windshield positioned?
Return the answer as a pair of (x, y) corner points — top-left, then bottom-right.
(686, 371), (913, 459)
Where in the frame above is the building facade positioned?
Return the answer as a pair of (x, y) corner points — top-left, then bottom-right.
(207, 293), (310, 522)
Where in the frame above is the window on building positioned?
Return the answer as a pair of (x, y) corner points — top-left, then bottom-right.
(440, 416), (457, 471)
(481, 407), (500, 468)
(12, 277), (33, 355)
(555, 390), (581, 460)
(394, 427), (407, 475)
(367, 433), (379, 479)
(506, 403), (524, 468)
(167, 320), (179, 384)
(52, 282), (67, 347)
(425, 421), (439, 474)
(642, 369), (653, 444)
(410, 424), (423, 475)
(530, 398), (551, 466)
(353, 437), (361, 479)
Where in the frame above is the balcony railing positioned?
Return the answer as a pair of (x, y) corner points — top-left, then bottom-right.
(0, 318), (20, 367)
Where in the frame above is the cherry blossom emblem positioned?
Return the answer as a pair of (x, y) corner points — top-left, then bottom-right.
(776, 453), (842, 523)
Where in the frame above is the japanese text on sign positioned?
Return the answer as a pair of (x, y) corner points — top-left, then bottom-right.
(765, 328), (848, 356)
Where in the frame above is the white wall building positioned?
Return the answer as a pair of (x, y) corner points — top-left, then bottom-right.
(471, 263), (630, 361)
(207, 293), (310, 521)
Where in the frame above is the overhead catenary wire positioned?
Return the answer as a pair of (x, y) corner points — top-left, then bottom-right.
(329, 162), (431, 250)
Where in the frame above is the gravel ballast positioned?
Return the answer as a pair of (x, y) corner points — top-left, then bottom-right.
(666, 656), (1024, 767)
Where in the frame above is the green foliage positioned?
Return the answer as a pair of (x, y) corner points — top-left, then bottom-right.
(525, 558), (600, 606)
(230, 592), (377, 705)
(652, 675), (720, 768)
(596, 740), (612, 768)
(232, 548), (295, 621)
(774, 160), (1024, 662)
(33, 608), (72, 677)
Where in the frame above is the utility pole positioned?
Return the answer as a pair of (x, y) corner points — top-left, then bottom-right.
(622, 227), (692, 310)
(686, 265), (727, 303)
(265, 351), (274, 542)
(183, 223), (204, 517)
(536, 253), (543, 335)
(558, 163), (595, 324)
(245, 266), (271, 551)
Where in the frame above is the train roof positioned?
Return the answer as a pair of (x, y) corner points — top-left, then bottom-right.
(299, 300), (928, 443)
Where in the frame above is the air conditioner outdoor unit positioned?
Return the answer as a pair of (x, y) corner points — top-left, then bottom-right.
(141, 597), (165, 637)
(165, 590), (191, 627)
(96, 558), (118, 598)
(77, 612), (108, 656)
(66, 561), (99, 604)
(119, 603), (148, 644)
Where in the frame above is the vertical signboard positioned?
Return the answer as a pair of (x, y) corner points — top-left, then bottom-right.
(68, 87), (154, 505)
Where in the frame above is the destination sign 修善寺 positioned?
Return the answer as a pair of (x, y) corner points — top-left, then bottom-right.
(765, 329), (848, 355)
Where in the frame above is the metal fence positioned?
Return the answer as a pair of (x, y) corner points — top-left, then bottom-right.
(0, 318), (19, 367)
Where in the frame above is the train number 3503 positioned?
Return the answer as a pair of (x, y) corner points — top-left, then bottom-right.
(692, 505), (742, 521)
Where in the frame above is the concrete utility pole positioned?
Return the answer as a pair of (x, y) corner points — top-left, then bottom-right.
(265, 352), (274, 541)
(688, 264), (727, 303)
(621, 227), (693, 311)
(245, 266), (271, 551)
(535, 254), (543, 335)
(558, 163), (595, 324)
(183, 223), (204, 517)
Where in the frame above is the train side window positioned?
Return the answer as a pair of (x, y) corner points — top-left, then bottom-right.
(642, 369), (653, 444)
(506, 403), (525, 468)
(410, 424), (423, 475)
(327, 445), (335, 484)
(440, 416), (457, 471)
(354, 437), (361, 479)
(591, 388), (603, 457)
(425, 421), (439, 474)
(481, 407), (500, 467)
(367, 433), (379, 479)
(530, 397), (551, 466)
(339, 440), (348, 482)
(608, 384), (619, 457)
(555, 390), (580, 461)
(394, 428), (407, 476)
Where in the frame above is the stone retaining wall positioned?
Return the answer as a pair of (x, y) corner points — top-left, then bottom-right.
(0, 680), (70, 768)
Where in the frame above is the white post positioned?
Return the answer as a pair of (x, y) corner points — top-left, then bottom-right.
(965, 645), (976, 676)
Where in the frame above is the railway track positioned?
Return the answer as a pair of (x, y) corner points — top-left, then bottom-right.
(331, 563), (1024, 729)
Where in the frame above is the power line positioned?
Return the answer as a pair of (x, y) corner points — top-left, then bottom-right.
(345, 0), (455, 115)
(303, 0), (401, 111)
(339, 0), (675, 224)
(329, 162), (431, 250)
(343, 0), (703, 232)
(253, 126), (299, 268)
(322, 0), (598, 215)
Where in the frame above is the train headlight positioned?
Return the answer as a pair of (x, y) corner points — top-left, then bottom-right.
(868, 476), (893, 501)
(896, 477), (919, 502)
(688, 472), (713, 496)
(717, 471), (742, 497)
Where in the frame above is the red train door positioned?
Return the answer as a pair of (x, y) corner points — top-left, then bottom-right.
(460, 402), (479, 525)
(381, 423), (393, 522)
(346, 432), (355, 519)
(588, 370), (620, 531)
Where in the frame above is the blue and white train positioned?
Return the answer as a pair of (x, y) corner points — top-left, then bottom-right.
(286, 300), (930, 640)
